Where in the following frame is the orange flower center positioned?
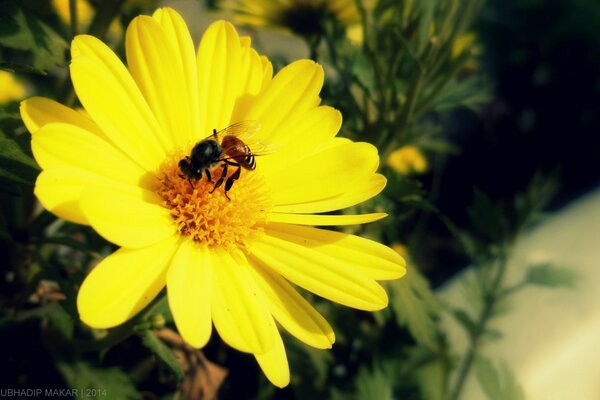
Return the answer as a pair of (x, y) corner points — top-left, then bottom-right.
(156, 153), (271, 249)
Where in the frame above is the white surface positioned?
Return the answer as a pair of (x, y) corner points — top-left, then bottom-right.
(439, 188), (600, 400)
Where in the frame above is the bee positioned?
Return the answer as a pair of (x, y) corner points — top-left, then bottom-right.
(178, 121), (269, 199)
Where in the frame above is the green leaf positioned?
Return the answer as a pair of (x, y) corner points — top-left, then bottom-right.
(56, 360), (141, 400)
(467, 189), (510, 244)
(138, 330), (184, 382)
(514, 170), (560, 230)
(525, 263), (579, 289)
(475, 356), (525, 400)
(452, 309), (478, 336)
(429, 76), (492, 112)
(43, 302), (75, 339)
(0, 131), (39, 186)
(0, 1), (68, 73)
(355, 366), (393, 400)
(387, 265), (440, 350)
(414, 355), (446, 400)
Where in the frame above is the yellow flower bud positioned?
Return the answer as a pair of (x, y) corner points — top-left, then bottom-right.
(386, 145), (428, 175)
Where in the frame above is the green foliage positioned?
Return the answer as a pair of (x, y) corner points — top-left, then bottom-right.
(388, 265), (440, 350)
(354, 365), (393, 400)
(56, 360), (141, 400)
(525, 263), (579, 289)
(467, 189), (510, 246)
(138, 330), (184, 382)
(0, 1), (68, 74)
(475, 356), (525, 400)
(0, 130), (39, 187)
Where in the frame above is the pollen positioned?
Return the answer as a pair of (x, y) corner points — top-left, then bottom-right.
(155, 154), (272, 249)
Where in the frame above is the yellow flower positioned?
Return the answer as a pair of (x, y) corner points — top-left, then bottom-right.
(221, 0), (361, 39)
(20, 8), (405, 387)
(0, 70), (27, 104)
(451, 32), (481, 71)
(387, 145), (428, 175)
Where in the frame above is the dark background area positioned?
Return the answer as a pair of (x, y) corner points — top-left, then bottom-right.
(416, 0), (600, 283)
(446, 0), (600, 212)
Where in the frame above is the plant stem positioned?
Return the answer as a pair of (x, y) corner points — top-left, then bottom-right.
(447, 255), (508, 400)
(69, 0), (78, 37)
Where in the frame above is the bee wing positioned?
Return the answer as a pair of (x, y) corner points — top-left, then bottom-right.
(218, 120), (278, 156)
(216, 120), (261, 139)
(245, 140), (278, 156)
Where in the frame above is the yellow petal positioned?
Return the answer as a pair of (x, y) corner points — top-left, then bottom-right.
(266, 141), (379, 206)
(249, 230), (391, 311)
(197, 21), (242, 136)
(237, 60), (324, 146)
(239, 46), (265, 97)
(77, 236), (179, 328)
(246, 258), (335, 349)
(20, 97), (103, 137)
(80, 187), (177, 249)
(152, 7), (200, 146)
(70, 35), (166, 171)
(268, 212), (387, 226)
(260, 55), (273, 90)
(254, 326), (290, 388)
(35, 167), (149, 225)
(272, 173), (387, 214)
(31, 122), (150, 188)
(266, 223), (406, 280)
(210, 249), (275, 354)
(167, 240), (212, 348)
(126, 15), (191, 149)
(257, 106), (342, 174)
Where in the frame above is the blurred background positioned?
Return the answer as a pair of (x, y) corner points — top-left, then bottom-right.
(1, 0), (599, 399)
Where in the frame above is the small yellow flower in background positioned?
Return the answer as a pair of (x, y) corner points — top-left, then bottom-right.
(387, 145), (428, 175)
(20, 7), (405, 387)
(452, 32), (481, 71)
(52, 0), (123, 39)
(391, 243), (409, 258)
(221, 0), (362, 40)
(0, 70), (27, 104)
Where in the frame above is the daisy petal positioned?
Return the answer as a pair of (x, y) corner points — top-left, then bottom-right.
(266, 141), (379, 206)
(272, 173), (387, 213)
(31, 123), (150, 187)
(167, 240), (212, 348)
(77, 236), (178, 328)
(80, 187), (177, 249)
(265, 223), (406, 280)
(35, 167), (150, 225)
(257, 106), (342, 173)
(70, 35), (165, 171)
(152, 7), (200, 145)
(254, 326), (290, 388)
(126, 15), (191, 149)
(238, 60), (324, 145)
(20, 97), (102, 136)
(197, 21), (242, 135)
(268, 212), (387, 226)
(247, 259), (335, 349)
(210, 249), (275, 354)
(249, 229), (392, 311)
(237, 35), (265, 97)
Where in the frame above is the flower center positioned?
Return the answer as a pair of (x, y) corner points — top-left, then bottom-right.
(156, 153), (271, 249)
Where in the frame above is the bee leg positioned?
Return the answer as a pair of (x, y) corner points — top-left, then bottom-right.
(205, 169), (212, 183)
(210, 163), (228, 194)
(224, 164), (241, 201)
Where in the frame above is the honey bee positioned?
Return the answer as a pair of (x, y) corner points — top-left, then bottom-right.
(178, 121), (269, 199)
